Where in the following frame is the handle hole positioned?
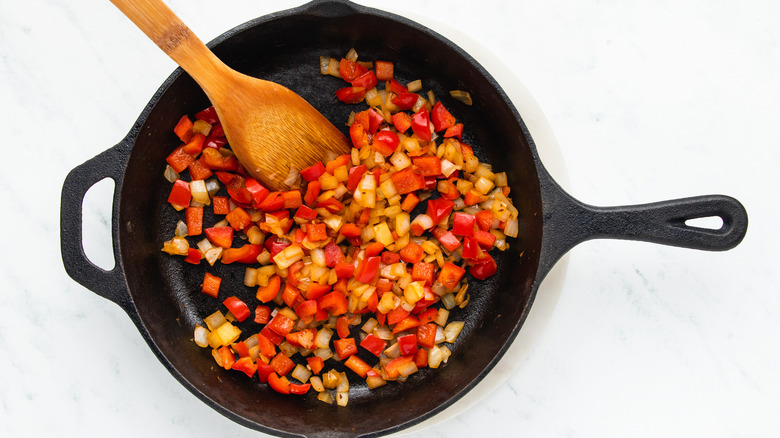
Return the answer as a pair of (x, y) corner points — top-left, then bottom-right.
(685, 215), (724, 230)
(81, 178), (116, 271)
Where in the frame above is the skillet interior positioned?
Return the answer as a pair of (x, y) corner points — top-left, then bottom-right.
(117, 2), (544, 436)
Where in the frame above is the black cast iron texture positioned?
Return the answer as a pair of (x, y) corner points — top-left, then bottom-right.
(60, 0), (748, 437)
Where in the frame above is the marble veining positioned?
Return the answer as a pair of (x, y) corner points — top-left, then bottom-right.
(1, 0), (778, 437)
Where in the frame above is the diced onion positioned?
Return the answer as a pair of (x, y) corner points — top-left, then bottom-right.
(292, 364), (312, 383)
(444, 321), (465, 343)
(449, 90), (472, 105)
(193, 325), (209, 348)
(163, 165), (179, 183)
(174, 220), (188, 237)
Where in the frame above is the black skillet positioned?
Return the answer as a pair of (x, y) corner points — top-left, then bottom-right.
(60, 1), (748, 436)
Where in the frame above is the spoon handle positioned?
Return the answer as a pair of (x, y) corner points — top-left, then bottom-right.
(110, 0), (228, 92)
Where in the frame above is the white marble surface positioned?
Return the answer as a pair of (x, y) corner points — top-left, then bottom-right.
(2, 0), (778, 437)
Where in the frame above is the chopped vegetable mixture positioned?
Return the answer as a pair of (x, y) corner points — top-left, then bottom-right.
(161, 48), (520, 406)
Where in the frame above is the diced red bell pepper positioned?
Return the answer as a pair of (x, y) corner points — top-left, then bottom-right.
(339, 58), (369, 82)
(294, 204), (318, 221)
(417, 308), (438, 325)
(195, 106), (220, 124)
(426, 198), (454, 225)
(307, 356), (325, 375)
(256, 191), (285, 212)
(431, 101), (456, 132)
(397, 334), (418, 356)
(355, 256), (380, 284)
(437, 261), (466, 290)
(391, 111), (413, 134)
(346, 164), (368, 192)
(336, 86), (366, 104)
(391, 92), (419, 111)
(232, 341), (250, 358)
(286, 327), (316, 350)
(387, 78), (408, 95)
(256, 362), (274, 383)
(212, 196), (230, 216)
(264, 235), (292, 258)
(318, 291), (348, 316)
(166, 145), (196, 173)
(201, 272), (221, 298)
(256, 275), (282, 303)
(360, 333), (388, 357)
(306, 223), (328, 242)
(386, 306), (410, 325)
(254, 305), (271, 324)
(391, 168), (426, 195)
(268, 313), (296, 338)
(350, 121), (368, 148)
(470, 252), (498, 280)
(305, 283), (332, 301)
(268, 372), (291, 394)
(226, 206), (251, 231)
(350, 70), (378, 90)
(222, 296), (250, 322)
(336, 315), (351, 339)
(473, 229), (497, 249)
(433, 227), (461, 252)
(334, 262), (355, 279)
(167, 179), (191, 210)
(333, 337), (358, 360)
(315, 197), (344, 214)
(339, 223), (363, 238)
(374, 60), (394, 81)
(411, 262), (435, 286)
(200, 147), (238, 171)
(475, 209), (495, 231)
(392, 315), (421, 334)
(188, 158), (213, 181)
(173, 115), (194, 143)
(282, 283), (303, 309)
(464, 188), (489, 206)
(344, 355), (372, 378)
(221, 244), (261, 264)
(384, 355), (415, 379)
(181, 133), (206, 155)
(400, 192), (420, 212)
(399, 241), (424, 264)
(304, 180), (321, 206)
(224, 174), (252, 206)
(412, 156), (442, 177)
(216, 346), (235, 370)
(452, 212), (476, 236)
(203, 134), (228, 150)
(371, 130), (399, 157)
(205, 226), (234, 248)
(364, 242), (385, 257)
(324, 240), (346, 267)
(244, 177), (269, 206)
(260, 326), (284, 346)
(300, 161), (326, 182)
(443, 123), (463, 140)
(294, 299), (318, 319)
(290, 383), (311, 395)
(231, 357), (257, 378)
(411, 107), (432, 142)
(461, 236), (484, 260)
(366, 108), (384, 134)
(185, 207), (203, 236)
(437, 179), (460, 200)
(381, 250), (401, 265)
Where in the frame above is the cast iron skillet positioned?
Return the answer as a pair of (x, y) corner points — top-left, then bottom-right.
(60, 1), (748, 436)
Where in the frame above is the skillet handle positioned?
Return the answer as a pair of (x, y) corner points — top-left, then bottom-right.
(538, 168), (748, 280)
(61, 141), (132, 312)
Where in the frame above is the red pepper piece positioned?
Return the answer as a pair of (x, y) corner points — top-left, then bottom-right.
(443, 123), (463, 140)
(290, 383), (311, 395)
(300, 161), (326, 182)
(306, 223), (328, 242)
(264, 235), (292, 258)
(374, 60), (394, 81)
(225, 174), (253, 205)
(364, 242), (385, 257)
(225, 206), (251, 231)
(222, 296), (250, 322)
(461, 236), (484, 260)
(400, 192), (420, 212)
(268, 313), (296, 337)
(432, 227), (461, 252)
(452, 212), (476, 236)
(338, 58), (368, 82)
(412, 156), (442, 177)
(360, 333), (387, 357)
(387, 78), (408, 96)
(336, 86), (366, 103)
(270, 353), (295, 376)
(437, 261), (466, 289)
(201, 273), (221, 298)
(324, 240), (346, 267)
(305, 283), (332, 301)
(200, 147), (238, 171)
(334, 262), (355, 279)
(411, 262), (436, 286)
(426, 198), (455, 225)
(475, 209), (495, 231)
(397, 334), (418, 356)
(473, 229), (497, 249)
(204, 226), (233, 248)
(167, 179), (191, 210)
(355, 256), (380, 284)
(294, 204), (318, 221)
(254, 305), (271, 324)
(166, 146), (195, 173)
(411, 107), (432, 142)
(187, 158), (213, 181)
(231, 357), (257, 378)
(391, 111), (413, 133)
(339, 223), (363, 238)
(318, 291), (348, 316)
(470, 252), (498, 280)
(391, 92), (418, 111)
(333, 337), (358, 360)
(307, 356), (325, 375)
(173, 115), (194, 143)
(221, 244), (261, 264)
(350, 70), (378, 90)
(256, 362), (274, 383)
(256, 275), (281, 303)
(350, 121), (368, 148)
(430, 101), (456, 132)
(195, 106), (220, 124)
(185, 207), (203, 236)
(371, 130), (399, 157)
(245, 177), (270, 206)
(347, 164), (368, 192)
(304, 180), (321, 206)
(390, 168), (426, 195)
(399, 241), (424, 264)
(325, 154), (351, 174)
(285, 327), (316, 350)
(212, 196), (230, 216)
(181, 133), (206, 155)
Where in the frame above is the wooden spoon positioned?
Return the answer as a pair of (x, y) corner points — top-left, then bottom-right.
(110, 0), (351, 190)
